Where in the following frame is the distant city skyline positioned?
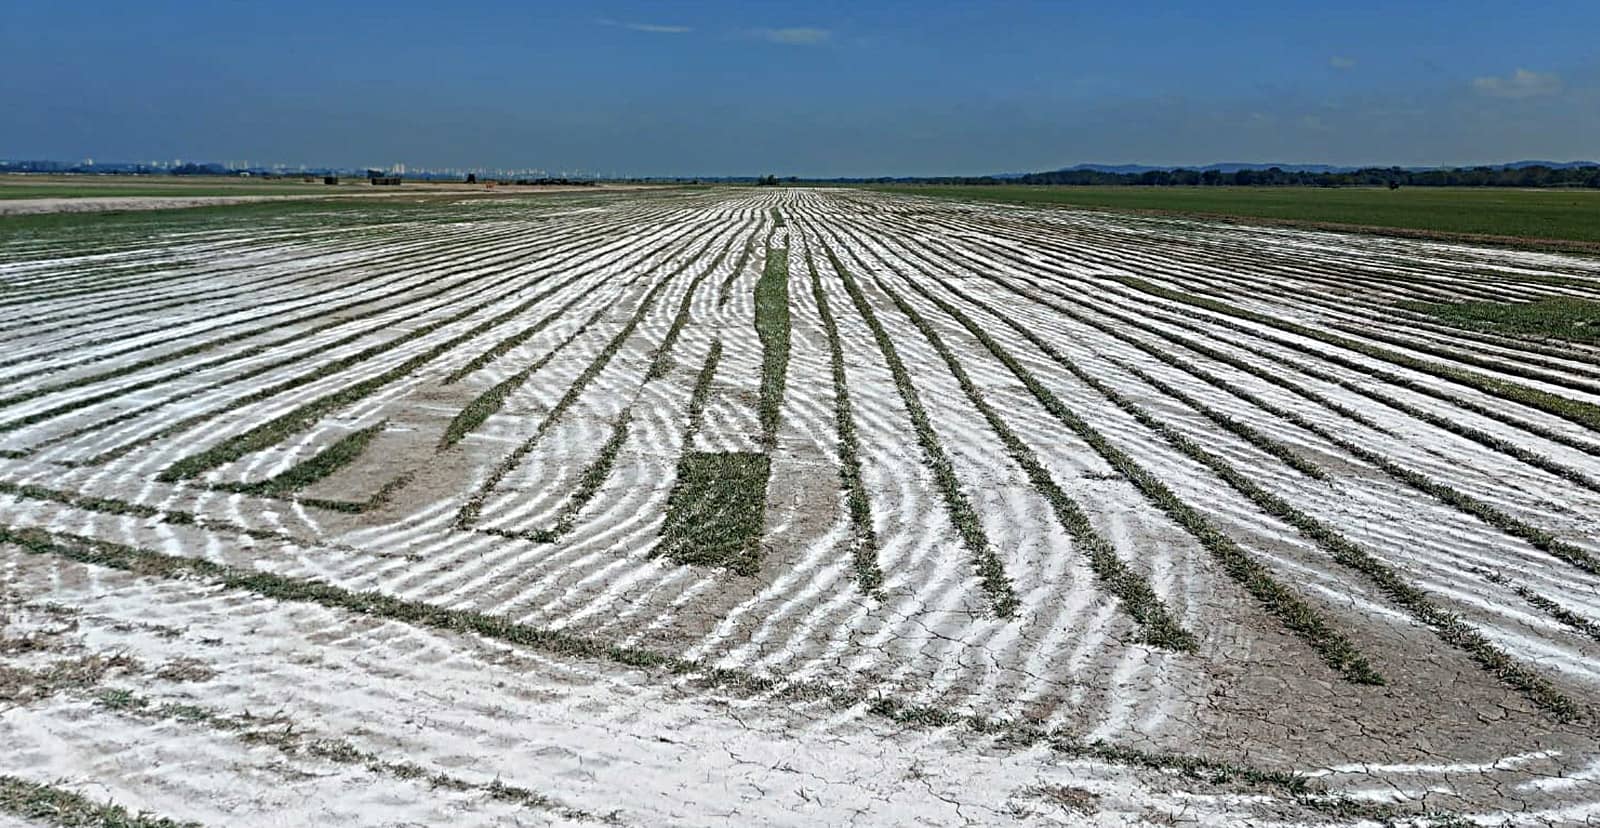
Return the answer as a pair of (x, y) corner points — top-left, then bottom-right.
(3, 1), (1597, 178)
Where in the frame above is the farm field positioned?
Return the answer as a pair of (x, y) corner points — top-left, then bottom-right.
(3, 187), (1600, 825)
(877, 184), (1600, 247)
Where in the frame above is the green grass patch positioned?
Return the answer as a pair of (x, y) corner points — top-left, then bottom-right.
(755, 248), (792, 446)
(0, 774), (198, 828)
(658, 451), (771, 575)
(1403, 297), (1600, 344)
(877, 185), (1600, 245)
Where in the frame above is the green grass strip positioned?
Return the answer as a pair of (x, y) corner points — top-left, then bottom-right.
(755, 247), (792, 447)
(213, 421), (385, 497)
(803, 247), (883, 597)
(717, 231), (759, 308)
(898, 272), (1382, 683)
(1401, 297), (1600, 345)
(0, 774), (199, 828)
(658, 451), (772, 575)
(683, 340), (723, 441)
(869, 271), (1195, 650)
(1113, 276), (1600, 434)
(826, 247), (1019, 618)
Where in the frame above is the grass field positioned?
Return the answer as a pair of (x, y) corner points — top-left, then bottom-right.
(0, 174), (350, 199)
(2, 187), (1599, 825)
(877, 184), (1600, 245)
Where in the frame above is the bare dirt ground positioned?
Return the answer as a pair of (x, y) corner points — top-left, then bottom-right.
(2, 187), (1598, 825)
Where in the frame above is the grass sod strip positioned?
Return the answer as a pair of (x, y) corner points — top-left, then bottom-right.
(826, 247), (1019, 619)
(0, 479), (367, 551)
(717, 228), (761, 308)
(652, 238), (790, 568)
(211, 421), (386, 496)
(1064, 357), (1581, 717)
(1112, 276), (1600, 434)
(152, 225), (694, 482)
(0, 523), (1377, 812)
(684, 340), (723, 440)
(755, 246), (792, 447)
(803, 246), (883, 596)
(519, 233), (751, 542)
(90, 691), (597, 822)
(297, 471), (415, 514)
(658, 451), (772, 574)
(882, 268), (1382, 684)
(452, 244), (696, 528)
(0, 775), (199, 828)
(865, 269), (1196, 650)
(1404, 297), (1600, 345)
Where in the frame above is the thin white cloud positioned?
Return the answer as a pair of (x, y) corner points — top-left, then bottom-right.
(596, 18), (692, 34)
(1472, 68), (1561, 99)
(751, 27), (830, 45)
(1329, 56), (1356, 70)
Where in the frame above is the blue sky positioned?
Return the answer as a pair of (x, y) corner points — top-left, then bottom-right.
(3, 0), (1597, 176)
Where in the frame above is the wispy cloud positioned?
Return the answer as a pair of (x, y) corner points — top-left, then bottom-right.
(1472, 68), (1561, 99)
(596, 18), (692, 34)
(1328, 56), (1356, 70)
(750, 27), (831, 45)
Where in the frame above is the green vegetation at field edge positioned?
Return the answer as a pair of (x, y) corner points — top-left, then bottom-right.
(1403, 297), (1600, 343)
(875, 185), (1600, 246)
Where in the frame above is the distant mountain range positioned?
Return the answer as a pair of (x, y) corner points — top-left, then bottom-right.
(997, 160), (1600, 177)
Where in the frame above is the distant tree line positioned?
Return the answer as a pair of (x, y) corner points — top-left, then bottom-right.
(853, 165), (1600, 188)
